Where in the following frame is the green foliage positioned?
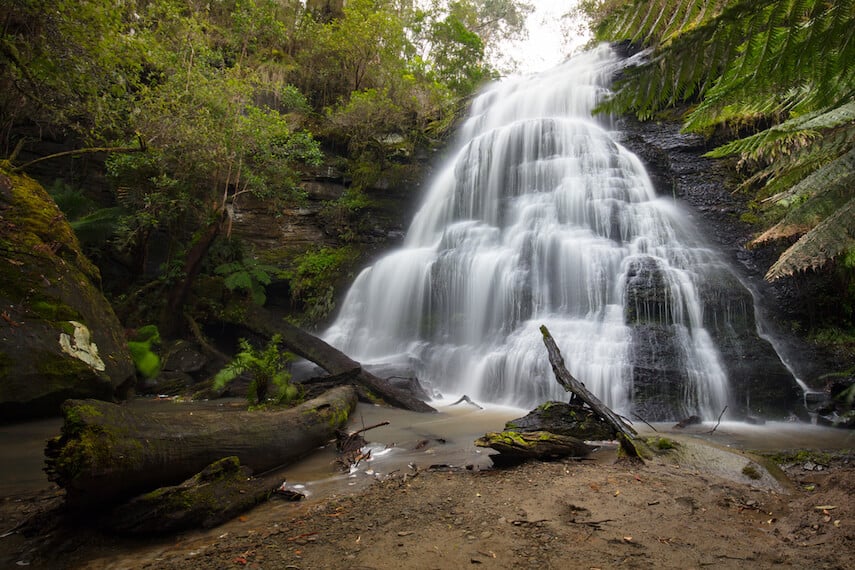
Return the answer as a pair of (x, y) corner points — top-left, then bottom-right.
(127, 325), (162, 379)
(215, 257), (279, 306)
(1, 0), (534, 333)
(285, 246), (354, 323)
(585, 0), (855, 283)
(213, 334), (299, 406)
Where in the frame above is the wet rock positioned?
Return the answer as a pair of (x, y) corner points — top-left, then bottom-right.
(618, 120), (806, 420)
(0, 169), (134, 421)
(504, 401), (615, 441)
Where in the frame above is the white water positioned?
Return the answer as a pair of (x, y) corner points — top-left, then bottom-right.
(326, 45), (733, 418)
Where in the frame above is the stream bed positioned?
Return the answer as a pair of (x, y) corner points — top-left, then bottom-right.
(2, 398), (852, 501)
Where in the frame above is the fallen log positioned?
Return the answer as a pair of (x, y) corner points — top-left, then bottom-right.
(45, 385), (357, 508)
(238, 306), (436, 413)
(539, 325), (643, 459)
(106, 456), (275, 534)
(475, 431), (594, 466)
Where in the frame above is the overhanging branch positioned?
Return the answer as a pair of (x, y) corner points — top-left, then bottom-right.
(10, 134), (147, 173)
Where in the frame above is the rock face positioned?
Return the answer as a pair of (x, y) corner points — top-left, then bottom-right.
(0, 167), (135, 421)
(617, 120), (805, 420)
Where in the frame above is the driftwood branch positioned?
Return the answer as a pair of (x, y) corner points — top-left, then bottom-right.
(234, 306), (436, 413)
(632, 413), (658, 433)
(539, 325), (642, 459)
(539, 325), (636, 438)
(450, 395), (483, 410)
(704, 406), (728, 434)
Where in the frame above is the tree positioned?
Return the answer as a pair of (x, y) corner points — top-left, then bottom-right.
(584, 0), (855, 285)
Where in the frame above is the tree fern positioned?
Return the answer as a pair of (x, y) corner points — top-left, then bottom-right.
(764, 197), (855, 280)
(586, 0), (855, 281)
(706, 101), (855, 161)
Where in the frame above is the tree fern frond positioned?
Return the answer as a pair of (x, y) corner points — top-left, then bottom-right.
(702, 97), (855, 160)
(763, 146), (855, 209)
(765, 196), (855, 280)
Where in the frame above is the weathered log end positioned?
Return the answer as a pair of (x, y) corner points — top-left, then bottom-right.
(475, 430), (594, 466)
(106, 456), (273, 535)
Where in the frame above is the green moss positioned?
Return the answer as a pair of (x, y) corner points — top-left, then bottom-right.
(127, 325), (162, 379)
(656, 437), (675, 450)
(494, 431), (529, 446)
(742, 463), (762, 480)
(29, 300), (81, 321)
(763, 449), (834, 466)
(0, 167), (98, 280)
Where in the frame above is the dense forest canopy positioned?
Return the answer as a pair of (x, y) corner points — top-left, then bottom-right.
(0, 0), (533, 331)
(580, 0), (854, 300)
(1, 0), (852, 340)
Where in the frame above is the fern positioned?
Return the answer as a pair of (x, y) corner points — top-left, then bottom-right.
(586, 0), (855, 281)
(215, 257), (278, 305)
(765, 197), (855, 280)
(213, 334), (299, 406)
(127, 325), (162, 379)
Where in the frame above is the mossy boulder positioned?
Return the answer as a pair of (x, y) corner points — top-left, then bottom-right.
(0, 167), (134, 421)
(504, 401), (616, 441)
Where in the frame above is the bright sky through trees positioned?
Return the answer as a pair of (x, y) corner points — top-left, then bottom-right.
(499, 0), (590, 74)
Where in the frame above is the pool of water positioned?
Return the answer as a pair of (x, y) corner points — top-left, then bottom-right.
(1, 399), (852, 500)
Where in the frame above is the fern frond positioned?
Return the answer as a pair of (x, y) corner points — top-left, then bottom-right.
(752, 148), (855, 246)
(765, 196), (855, 280)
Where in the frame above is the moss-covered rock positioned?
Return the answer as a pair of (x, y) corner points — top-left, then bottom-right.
(504, 401), (616, 441)
(0, 167), (134, 421)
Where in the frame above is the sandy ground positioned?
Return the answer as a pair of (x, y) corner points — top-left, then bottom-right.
(1, 441), (852, 570)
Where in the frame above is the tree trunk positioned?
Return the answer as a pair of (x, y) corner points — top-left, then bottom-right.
(238, 306), (436, 413)
(159, 212), (223, 338)
(45, 385), (358, 508)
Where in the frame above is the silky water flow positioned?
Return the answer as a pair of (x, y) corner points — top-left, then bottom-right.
(325, 45), (778, 420)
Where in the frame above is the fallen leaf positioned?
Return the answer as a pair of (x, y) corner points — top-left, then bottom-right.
(833, 520), (841, 527)
(238, 516), (248, 522)
(623, 536), (633, 542)
(613, 490), (621, 497)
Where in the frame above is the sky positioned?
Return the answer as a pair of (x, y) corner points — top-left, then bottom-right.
(496, 0), (592, 75)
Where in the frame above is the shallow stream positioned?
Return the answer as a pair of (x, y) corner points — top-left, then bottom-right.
(1, 398), (852, 500)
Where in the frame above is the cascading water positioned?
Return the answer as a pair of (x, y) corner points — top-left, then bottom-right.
(325, 45), (780, 420)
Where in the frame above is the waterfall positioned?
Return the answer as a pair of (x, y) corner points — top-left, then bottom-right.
(325, 45), (740, 419)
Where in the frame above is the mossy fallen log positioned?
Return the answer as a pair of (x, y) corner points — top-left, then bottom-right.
(45, 385), (357, 508)
(234, 306), (436, 413)
(106, 456), (275, 534)
(475, 430), (594, 466)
